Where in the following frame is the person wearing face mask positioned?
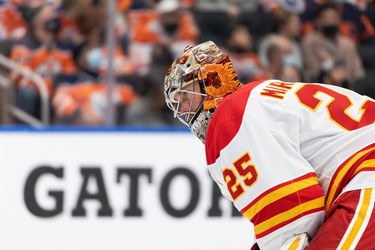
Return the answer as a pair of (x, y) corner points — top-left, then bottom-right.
(301, 3), (365, 88)
(320, 23), (338, 39)
(85, 47), (103, 75)
(5, 4), (77, 121)
(258, 9), (304, 72)
(127, 0), (199, 75)
(224, 24), (268, 83)
(73, 42), (135, 83)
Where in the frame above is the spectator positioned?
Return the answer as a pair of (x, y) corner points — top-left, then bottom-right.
(224, 24), (268, 83)
(193, 0), (263, 46)
(301, 3), (365, 87)
(56, 0), (88, 50)
(7, 4), (77, 120)
(74, 0), (107, 47)
(338, 1), (375, 44)
(52, 81), (136, 125)
(366, 0), (375, 34)
(71, 0), (142, 92)
(71, 40), (139, 90)
(117, 0), (132, 11)
(259, 0), (306, 14)
(275, 64), (305, 82)
(261, 35), (295, 78)
(124, 43), (176, 125)
(52, 25), (138, 126)
(319, 61), (350, 88)
(127, 0), (199, 75)
(258, 9), (304, 72)
(0, 1), (27, 41)
(0, 0), (374, 127)
(301, 0), (375, 44)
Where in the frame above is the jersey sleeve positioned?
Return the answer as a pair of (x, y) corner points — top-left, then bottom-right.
(205, 83), (325, 249)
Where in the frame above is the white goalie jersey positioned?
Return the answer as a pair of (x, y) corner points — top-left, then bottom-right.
(205, 80), (375, 249)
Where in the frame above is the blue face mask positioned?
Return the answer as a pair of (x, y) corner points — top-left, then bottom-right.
(86, 48), (102, 72)
(283, 54), (299, 67)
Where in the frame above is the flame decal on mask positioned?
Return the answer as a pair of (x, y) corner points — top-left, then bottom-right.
(202, 62), (240, 109)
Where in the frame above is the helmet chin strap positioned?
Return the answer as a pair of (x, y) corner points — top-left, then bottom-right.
(190, 109), (214, 143)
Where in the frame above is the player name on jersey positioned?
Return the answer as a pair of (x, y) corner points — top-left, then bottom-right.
(260, 81), (296, 100)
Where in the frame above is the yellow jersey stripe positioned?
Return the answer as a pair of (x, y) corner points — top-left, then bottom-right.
(243, 176), (319, 220)
(353, 159), (375, 175)
(341, 189), (372, 249)
(326, 146), (375, 209)
(254, 197), (325, 235)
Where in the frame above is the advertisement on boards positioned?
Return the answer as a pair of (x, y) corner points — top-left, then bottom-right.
(0, 129), (254, 250)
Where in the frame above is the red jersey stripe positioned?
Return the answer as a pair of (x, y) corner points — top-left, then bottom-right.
(249, 184), (324, 225)
(240, 172), (318, 215)
(256, 206), (324, 239)
(239, 173), (324, 238)
(325, 143), (375, 210)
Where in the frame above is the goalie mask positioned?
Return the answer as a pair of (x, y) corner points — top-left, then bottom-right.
(164, 41), (241, 143)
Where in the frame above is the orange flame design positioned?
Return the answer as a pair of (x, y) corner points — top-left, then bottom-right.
(202, 62), (240, 109)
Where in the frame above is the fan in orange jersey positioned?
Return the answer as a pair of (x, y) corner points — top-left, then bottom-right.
(126, 0), (199, 75)
(128, 0), (198, 44)
(0, 2), (27, 40)
(117, 0), (132, 12)
(56, 10), (85, 49)
(52, 81), (136, 125)
(163, 41), (375, 249)
(10, 45), (77, 96)
(8, 4), (78, 96)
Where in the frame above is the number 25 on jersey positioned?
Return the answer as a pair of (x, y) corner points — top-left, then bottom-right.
(223, 152), (258, 200)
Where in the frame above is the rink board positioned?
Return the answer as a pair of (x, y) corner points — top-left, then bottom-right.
(0, 127), (254, 250)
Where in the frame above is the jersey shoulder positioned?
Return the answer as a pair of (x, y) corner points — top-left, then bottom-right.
(205, 81), (264, 165)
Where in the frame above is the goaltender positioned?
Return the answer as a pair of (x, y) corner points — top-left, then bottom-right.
(163, 41), (375, 249)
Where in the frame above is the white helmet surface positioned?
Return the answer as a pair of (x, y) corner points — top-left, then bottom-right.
(164, 41), (241, 142)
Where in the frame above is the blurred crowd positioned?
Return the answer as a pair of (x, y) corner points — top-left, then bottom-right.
(0, 0), (374, 126)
